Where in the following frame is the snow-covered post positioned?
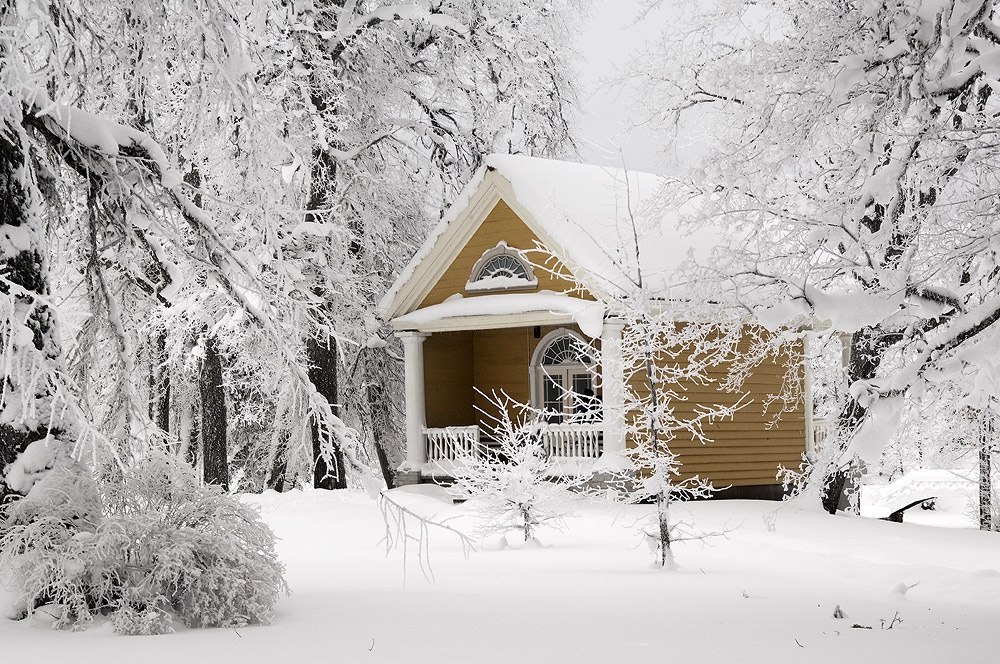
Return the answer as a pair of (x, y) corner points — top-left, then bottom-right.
(803, 332), (815, 458)
(600, 317), (627, 460)
(398, 331), (429, 472)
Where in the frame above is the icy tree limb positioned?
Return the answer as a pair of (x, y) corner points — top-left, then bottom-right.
(379, 489), (474, 584)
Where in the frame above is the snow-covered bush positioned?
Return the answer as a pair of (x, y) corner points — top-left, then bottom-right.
(3, 437), (103, 530)
(0, 438), (104, 626)
(447, 395), (583, 544)
(0, 451), (287, 633)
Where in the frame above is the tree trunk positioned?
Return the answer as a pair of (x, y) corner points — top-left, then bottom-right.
(656, 489), (675, 569)
(200, 336), (228, 490)
(980, 407), (995, 531)
(364, 354), (396, 489)
(308, 336), (347, 489)
(148, 329), (171, 434)
(179, 396), (200, 467)
(822, 325), (898, 513)
(266, 437), (288, 492)
(0, 120), (58, 506)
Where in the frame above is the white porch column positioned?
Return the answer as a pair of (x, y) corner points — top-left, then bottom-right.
(397, 331), (430, 468)
(600, 317), (627, 457)
(803, 332), (815, 458)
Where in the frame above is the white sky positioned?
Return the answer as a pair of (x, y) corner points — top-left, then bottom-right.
(573, 1), (708, 175)
(573, 1), (672, 174)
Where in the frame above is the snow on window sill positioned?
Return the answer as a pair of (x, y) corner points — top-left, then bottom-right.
(465, 275), (538, 293)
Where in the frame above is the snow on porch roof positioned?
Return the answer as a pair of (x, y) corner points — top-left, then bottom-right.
(391, 291), (606, 337)
(379, 154), (722, 320)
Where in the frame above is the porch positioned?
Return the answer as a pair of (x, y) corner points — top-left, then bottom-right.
(393, 313), (815, 491)
(395, 319), (628, 483)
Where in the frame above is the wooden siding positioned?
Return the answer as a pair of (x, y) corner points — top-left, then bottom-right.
(419, 200), (585, 309)
(626, 331), (805, 488)
(423, 331), (475, 428)
(471, 327), (533, 427)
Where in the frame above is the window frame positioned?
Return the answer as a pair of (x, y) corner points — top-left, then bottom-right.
(529, 328), (597, 422)
(465, 241), (538, 293)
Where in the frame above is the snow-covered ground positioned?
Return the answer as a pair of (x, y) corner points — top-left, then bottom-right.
(3, 487), (999, 663)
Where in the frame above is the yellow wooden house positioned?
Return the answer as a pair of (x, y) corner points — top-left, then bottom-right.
(379, 155), (818, 499)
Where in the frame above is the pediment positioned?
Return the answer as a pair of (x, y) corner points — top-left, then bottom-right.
(380, 168), (588, 322)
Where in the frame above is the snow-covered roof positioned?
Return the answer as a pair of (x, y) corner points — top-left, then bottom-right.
(480, 154), (717, 294)
(380, 154), (720, 323)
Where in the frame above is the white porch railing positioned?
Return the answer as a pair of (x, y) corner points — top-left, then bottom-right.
(540, 422), (602, 458)
(811, 418), (832, 452)
(424, 425), (481, 461)
(867, 469), (974, 506)
(423, 423), (603, 462)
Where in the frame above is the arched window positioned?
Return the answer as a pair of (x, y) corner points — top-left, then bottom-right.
(530, 329), (597, 423)
(541, 335), (593, 366)
(466, 241), (538, 293)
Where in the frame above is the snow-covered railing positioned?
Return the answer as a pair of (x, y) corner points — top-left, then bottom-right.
(424, 422), (601, 463)
(871, 469), (975, 505)
(424, 425), (481, 461)
(811, 418), (832, 451)
(540, 423), (602, 458)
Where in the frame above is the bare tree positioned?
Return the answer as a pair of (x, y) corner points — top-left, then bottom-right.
(537, 174), (756, 568)
(1, 1), (368, 500)
(281, 0), (584, 489)
(446, 393), (584, 545)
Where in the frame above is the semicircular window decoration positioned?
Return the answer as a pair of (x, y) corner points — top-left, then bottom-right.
(541, 334), (593, 366)
(465, 241), (538, 293)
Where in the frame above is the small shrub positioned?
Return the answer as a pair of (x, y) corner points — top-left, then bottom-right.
(447, 395), (583, 543)
(1, 450), (287, 634)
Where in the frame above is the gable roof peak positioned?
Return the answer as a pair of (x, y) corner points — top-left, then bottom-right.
(379, 154), (720, 321)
